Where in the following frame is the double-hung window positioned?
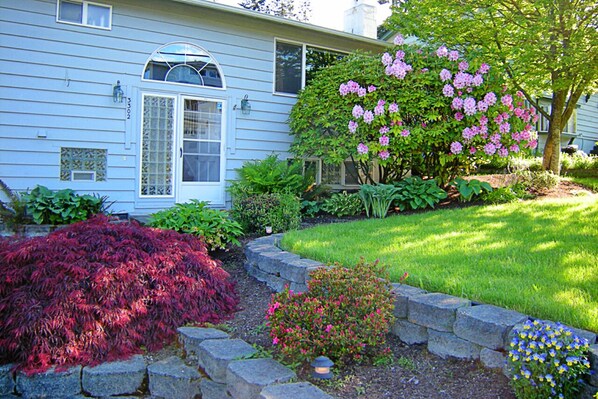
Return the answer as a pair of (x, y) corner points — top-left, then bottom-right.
(302, 159), (367, 188)
(275, 40), (346, 95)
(57, 0), (112, 29)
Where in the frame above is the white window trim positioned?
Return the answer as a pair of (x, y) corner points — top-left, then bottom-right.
(302, 158), (366, 188)
(273, 38), (348, 97)
(56, 0), (113, 30)
(141, 41), (227, 91)
(535, 101), (577, 136)
(71, 170), (97, 181)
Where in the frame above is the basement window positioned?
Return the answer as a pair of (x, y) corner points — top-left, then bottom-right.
(60, 147), (107, 181)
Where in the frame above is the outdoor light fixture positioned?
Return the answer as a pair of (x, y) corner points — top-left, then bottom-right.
(311, 356), (334, 379)
(113, 80), (124, 103)
(240, 94), (251, 115)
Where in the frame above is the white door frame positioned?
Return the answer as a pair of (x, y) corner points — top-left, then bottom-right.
(175, 95), (227, 206)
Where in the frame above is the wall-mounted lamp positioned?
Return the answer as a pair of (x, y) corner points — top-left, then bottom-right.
(311, 356), (334, 380)
(113, 80), (124, 103)
(585, 93), (592, 103)
(241, 94), (251, 115)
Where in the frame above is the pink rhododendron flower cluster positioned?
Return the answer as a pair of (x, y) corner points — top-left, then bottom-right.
(450, 141), (463, 154)
(379, 150), (390, 160)
(357, 143), (369, 154)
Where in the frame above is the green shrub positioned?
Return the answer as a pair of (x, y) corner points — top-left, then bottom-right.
(23, 185), (109, 225)
(393, 177), (447, 211)
(507, 320), (591, 399)
(0, 179), (30, 229)
(229, 154), (307, 198)
(450, 178), (493, 202)
(481, 183), (534, 204)
(358, 184), (400, 218)
(231, 192), (301, 234)
(506, 157), (544, 173)
(516, 171), (560, 191)
(301, 200), (323, 217)
(148, 200), (243, 251)
(322, 191), (363, 217)
(267, 260), (395, 364)
(561, 153), (598, 170)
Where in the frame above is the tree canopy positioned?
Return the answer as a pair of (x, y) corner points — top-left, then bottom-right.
(239, 0), (311, 22)
(385, 0), (598, 173)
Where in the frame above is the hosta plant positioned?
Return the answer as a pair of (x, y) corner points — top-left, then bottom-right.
(450, 177), (492, 202)
(393, 176), (447, 211)
(321, 191), (363, 217)
(23, 185), (110, 225)
(0, 215), (238, 374)
(267, 259), (395, 365)
(508, 319), (591, 399)
(149, 200), (243, 251)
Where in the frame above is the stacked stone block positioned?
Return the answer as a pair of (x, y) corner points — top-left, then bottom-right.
(244, 234), (323, 293)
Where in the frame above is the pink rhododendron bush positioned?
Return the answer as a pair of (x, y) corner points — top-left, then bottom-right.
(290, 35), (539, 184)
(266, 260), (396, 364)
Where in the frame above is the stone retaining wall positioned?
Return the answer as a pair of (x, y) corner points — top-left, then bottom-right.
(0, 327), (332, 399)
(244, 235), (598, 398)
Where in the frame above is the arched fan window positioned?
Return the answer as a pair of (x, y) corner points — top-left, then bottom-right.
(143, 43), (224, 88)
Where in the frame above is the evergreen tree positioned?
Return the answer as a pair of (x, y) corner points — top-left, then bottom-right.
(239, 0), (311, 22)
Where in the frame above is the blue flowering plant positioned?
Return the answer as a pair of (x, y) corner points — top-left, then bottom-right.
(508, 319), (591, 399)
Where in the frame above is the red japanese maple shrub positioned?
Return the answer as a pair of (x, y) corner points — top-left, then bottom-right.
(0, 215), (238, 373)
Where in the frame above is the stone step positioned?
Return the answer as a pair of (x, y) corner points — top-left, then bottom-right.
(147, 356), (201, 399)
(15, 365), (82, 399)
(0, 364), (15, 396)
(197, 339), (257, 383)
(227, 358), (296, 399)
(201, 378), (233, 399)
(81, 354), (146, 397)
(260, 382), (333, 399)
(177, 327), (229, 360)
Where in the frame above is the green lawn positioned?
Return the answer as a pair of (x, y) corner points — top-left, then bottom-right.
(282, 197), (598, 333)
(565, 176), (598, 192)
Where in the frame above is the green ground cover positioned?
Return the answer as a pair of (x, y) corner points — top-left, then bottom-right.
(282, 197), (598, 332)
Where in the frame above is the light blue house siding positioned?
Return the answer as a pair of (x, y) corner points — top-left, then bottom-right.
(575, 95), (598, 153)
(0, 0), (386, 215)
(534, 95), (598, 156)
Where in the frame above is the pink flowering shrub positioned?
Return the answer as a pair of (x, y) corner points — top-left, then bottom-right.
(266, 260), (395, 364)
(290, 38), (539, 185)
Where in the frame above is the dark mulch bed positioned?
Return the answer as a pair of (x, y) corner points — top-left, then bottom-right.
(214, 178), (594, 398)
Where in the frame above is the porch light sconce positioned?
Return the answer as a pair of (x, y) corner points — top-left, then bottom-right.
(240, 94), (251, 115)
(113, 80), (124, 103)
(311, 356), (334, 380)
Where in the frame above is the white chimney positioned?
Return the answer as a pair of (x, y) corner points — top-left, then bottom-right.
(343, 0), (377, 39)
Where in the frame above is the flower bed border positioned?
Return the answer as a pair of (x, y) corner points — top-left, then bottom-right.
(244, 234), (598, 396)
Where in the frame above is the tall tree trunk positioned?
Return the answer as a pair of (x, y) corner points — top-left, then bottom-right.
(542, 91), (566, 174)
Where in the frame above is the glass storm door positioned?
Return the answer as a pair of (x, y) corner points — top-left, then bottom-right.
(177, 98), (225, 205)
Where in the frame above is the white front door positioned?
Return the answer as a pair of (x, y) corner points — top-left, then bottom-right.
(177, 97), (226, 205)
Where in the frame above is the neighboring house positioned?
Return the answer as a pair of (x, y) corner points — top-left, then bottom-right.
(0, 0), (387, 215)
(534, 95), (598, 155)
